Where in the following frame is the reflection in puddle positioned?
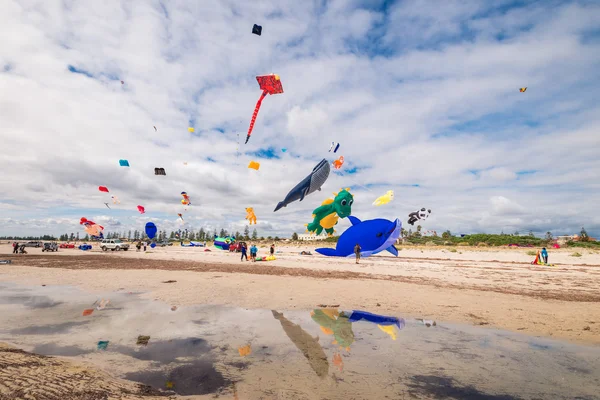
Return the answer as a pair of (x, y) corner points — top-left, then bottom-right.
(0, 281), (599, 399)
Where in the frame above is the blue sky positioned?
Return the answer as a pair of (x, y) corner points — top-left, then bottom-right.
(0, 0), (599, 238)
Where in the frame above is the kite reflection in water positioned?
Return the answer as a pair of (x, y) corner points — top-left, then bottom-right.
(311, 309), (405, 351)
(272, 310), (329, 378)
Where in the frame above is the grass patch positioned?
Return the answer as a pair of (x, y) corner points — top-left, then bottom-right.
(526, 251), (537, 256)
(571, 252), (582, 257)
(449, 248), (457, 253)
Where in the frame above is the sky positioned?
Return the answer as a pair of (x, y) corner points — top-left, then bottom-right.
(1, 0), (599, 239)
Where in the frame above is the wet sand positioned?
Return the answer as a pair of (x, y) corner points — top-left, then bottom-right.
(1, 243), (599, 345)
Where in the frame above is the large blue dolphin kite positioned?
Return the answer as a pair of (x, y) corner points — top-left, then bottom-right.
(315, 216), (401, 257)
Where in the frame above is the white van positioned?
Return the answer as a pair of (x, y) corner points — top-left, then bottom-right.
(100, 239), (130, 251)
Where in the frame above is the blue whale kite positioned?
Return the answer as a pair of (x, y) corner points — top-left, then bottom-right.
(316, 216), (401, 257)
(274, 158), (330, 212)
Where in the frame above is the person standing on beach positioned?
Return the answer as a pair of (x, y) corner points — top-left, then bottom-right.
(354, 243), (361, 264)
(250, 244), (258, 262)
(143, 241), (147, 252)
(136, 241), (141, 252)
(270, 244), (275, 257)
(13, 242), (18, 254)
(541, 247), (548, 264)
(241, 243), (248, 261)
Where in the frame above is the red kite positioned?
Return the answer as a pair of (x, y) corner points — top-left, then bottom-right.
(246, 74), (283, 144)
(98, 186), (109, 193)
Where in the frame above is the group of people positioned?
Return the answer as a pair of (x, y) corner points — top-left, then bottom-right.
(11, 242), (26, 254)
(239, 242), (275, 262)
(136, 241), (147, 252)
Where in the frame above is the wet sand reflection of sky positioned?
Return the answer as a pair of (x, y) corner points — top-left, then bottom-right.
(0, 282), (599, 399)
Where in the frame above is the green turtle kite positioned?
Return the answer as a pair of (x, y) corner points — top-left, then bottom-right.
(305, 188), (353, 236)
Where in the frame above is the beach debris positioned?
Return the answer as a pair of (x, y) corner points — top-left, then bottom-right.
(97, 341), (109, 350)
(154, 167), (166, 176)
(145, 222), (157, 239)
(519, 87), (527, 92)
(238, 345), (252, 357)
(373, 190), (394, 206)
(583, 326), (591, 331)
(82, 309), (94, 316)
(248, 161), (260, 170)
(252, 24), (262, 36)
(80, 218), (104, 239)
(306, 189), (353, 236)
(204, 249), (211, 252)
(245, 207), (257, 225)
(407, 208), (431, 226)
(317, 304), (340, 308)
(137, 205), (145, 214)
(329, 142), (340, 153)
(119, 159), (129, 167)
(316, 216), (401, 258)
(0, 260), (12, 264)
(162, 280), (177, 283)
(96, 299), (110, 310)
(98, 186), (109, 193)
(171, 306), (178, 311)
(300, 251), (312, 255)
(332, 156), (344, 170)
(246, 74), (284, 144)
(417, 319), (437, 327)
(274, 159), (331, 211)
(137, 335), (150, 345)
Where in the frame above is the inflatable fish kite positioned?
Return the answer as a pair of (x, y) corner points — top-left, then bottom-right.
(145, 222), (157, 239)
(246, 74), (284, 144)
(274, 159), (331, 212)
(332, 156), (344, 170)
(316, 216), (401, 258)
(98, 186), (109, 193)
(519, 87), (527, 92)
(373, 190), (394, 206)
(137, 205), (145, 214)
(252, 24), (262, 36)
(248, 161), (260, 170)
(119, 159), (129, 167)
(407, 208), (431, 226)
(329, 142), (340, 153)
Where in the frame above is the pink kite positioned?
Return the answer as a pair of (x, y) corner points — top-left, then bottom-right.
(137, 205), (145, 214)
(245, 74), (284, 144)
(98, 186), (109, 193)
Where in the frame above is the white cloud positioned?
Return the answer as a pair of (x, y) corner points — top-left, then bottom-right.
(0, 0), (599, 239)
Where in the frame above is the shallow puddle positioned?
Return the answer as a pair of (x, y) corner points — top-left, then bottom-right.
(0, 282), (599, 399)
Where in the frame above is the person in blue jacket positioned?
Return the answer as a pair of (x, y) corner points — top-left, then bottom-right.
(250, 244), (258, 262)
(541, 247), (548, 264)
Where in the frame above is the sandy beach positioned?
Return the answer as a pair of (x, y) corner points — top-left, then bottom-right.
(2, 243), (599, 346)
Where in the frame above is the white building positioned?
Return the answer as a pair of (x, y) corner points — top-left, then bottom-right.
(298, 232), (329, 241)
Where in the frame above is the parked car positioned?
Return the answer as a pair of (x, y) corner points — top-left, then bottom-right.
(59, 243), (76, 249)
(100, 239), (130, 251)
(42, 242), (58, 252)
(24, 241), (42, 248)
(158, 241), (173, 247)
